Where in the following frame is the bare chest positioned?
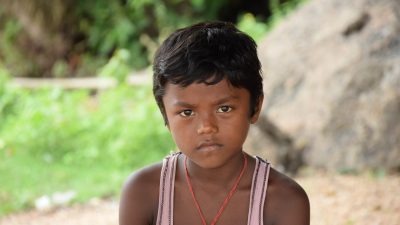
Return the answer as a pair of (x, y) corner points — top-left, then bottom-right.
(173, 182), (251, 225)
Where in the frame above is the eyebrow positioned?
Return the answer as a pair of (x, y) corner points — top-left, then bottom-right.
(215, 95), (240, 104)
(173, 95), (240, 107)
(173, 101), (196, 108)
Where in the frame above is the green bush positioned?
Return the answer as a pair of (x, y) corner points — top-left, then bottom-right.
(77, 0), (226, 71)
(0, 0), (306, 78)
(1, 84), (174, 166)
(237, 13), (269, 42)
(0, 81), (175, 216)
(98, 49), (131, 83)
(0, 0), (227, 77)
(0, 65), (18, 128)
(237, 0), (308, 42)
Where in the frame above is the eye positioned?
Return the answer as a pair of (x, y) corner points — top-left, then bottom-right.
(217, 106), (232, 113)
(179, 109), (194, 117)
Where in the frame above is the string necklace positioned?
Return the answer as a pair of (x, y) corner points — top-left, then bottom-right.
(184, 154), (248, 225)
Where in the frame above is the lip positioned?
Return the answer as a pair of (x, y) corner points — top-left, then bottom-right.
(196, 142), (223, 152)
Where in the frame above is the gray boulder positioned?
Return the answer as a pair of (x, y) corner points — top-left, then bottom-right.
(245, 0), (400, 172)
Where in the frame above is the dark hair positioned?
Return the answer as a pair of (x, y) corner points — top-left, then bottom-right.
(153, 21), (263, 124)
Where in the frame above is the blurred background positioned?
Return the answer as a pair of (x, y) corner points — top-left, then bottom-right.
(0, 0), (399, 224)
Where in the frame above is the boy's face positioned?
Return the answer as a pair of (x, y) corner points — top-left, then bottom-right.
(162, 78), (262, 169)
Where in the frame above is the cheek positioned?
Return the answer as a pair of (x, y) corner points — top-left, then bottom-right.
(220, 116), (250, 139)
(168, 119), (194, 146)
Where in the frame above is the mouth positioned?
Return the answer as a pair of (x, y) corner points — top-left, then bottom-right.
(196, 142), (223, 152)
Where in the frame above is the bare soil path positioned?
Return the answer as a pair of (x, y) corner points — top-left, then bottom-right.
(1, 173), (399, 225)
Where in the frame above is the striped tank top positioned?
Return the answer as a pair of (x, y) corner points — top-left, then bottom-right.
(156, 152), (271, 225)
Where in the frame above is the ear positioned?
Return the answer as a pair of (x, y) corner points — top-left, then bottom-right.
(250, 95), (264, 124)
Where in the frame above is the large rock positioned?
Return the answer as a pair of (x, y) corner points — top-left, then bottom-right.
(245, 0), (400, 172)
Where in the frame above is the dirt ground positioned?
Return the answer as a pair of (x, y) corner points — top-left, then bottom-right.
(1, 173), (399, 225)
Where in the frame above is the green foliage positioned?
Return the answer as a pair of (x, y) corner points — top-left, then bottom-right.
(0, 0), (227, 77)
(0, 17), (36, 77)
(98, 49), (131, 83)
(237, 14), (269, 42)
(1, 84), (174, 166)
(0, 81), (175, 216)
(237, 0), (308, 42)
(51, 60), (70, 78)
(0, 0), (306, 77)
(77, 0), (225, 71)
(0, 65), (18, 128)
(268, 0), (308, 28)
(190, 0), (229, 18)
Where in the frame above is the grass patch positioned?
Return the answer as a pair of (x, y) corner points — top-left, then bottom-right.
(0, 78), (175, 218)
(0, 155), (134, 215)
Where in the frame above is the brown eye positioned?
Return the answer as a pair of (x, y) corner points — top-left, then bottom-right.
(179, 109), (194, 117)
(217, 106), (232, 113)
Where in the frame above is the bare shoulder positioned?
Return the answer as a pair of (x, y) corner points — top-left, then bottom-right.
(265, 167), (310, 225)
(119, 162), (162, 225)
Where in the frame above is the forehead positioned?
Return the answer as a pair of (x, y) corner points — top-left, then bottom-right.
(162, 79), (249, 105)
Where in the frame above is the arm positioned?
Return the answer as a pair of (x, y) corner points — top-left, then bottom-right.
(278, 184), (310, 225)
(119, 164), (161, 225)
(266, 168), (310, 225)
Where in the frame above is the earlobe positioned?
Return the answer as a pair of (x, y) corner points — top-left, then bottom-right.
(250, 96), (264, 124)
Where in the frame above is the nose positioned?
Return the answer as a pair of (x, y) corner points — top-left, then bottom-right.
(197, 113), (218, 135)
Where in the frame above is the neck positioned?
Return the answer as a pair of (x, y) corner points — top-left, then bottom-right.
(183, 152), (247, 187)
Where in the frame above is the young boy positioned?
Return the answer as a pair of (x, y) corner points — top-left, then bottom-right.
(119, 21), (310, 225)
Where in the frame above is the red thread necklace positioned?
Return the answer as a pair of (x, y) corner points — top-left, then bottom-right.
(184, 154), (248, 225)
